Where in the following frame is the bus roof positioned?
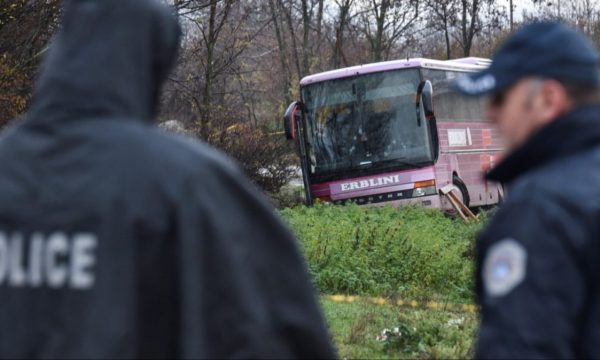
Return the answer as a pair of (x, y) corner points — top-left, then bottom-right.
(299, 57), (491, 86)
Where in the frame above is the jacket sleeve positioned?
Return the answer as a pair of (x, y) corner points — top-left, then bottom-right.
(475, 197), (587, 359)
(173, 158), (336, 359)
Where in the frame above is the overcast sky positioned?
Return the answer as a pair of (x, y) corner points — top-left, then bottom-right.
(511, 0), (537, 21)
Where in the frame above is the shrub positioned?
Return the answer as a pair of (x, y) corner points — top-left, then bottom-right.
(267, 184), (305, 209)
(281, 203), (484, 303)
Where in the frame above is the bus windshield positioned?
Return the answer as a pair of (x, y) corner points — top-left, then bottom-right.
(301, 68), (433, 176)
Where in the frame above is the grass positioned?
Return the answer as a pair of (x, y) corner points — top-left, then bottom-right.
(281, 203), (485, 303)
(279, 203), (485, 358)
(321, 298), (478, 359)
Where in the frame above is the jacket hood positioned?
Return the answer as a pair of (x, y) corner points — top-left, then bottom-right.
(487, 104), (600, 184)
(28, 0), (181, 124)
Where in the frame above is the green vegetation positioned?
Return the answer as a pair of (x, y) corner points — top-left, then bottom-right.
(280, 203), (485, 358)
(281, 203), (484, 303)
(321, 298), (477, 359)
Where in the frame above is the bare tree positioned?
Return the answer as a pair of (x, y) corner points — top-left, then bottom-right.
(269, 0), (294, 103)
(0, 0), (60, 126)
(331, 0), (355, 67)
(509, 0), (513, 29)
(277, 0), (327, 77)
(358, 0), (420, 62)
(169, 0), (270, 137)
(425, 0), (457, 59)
(455, 0), (480, 57)
(529, 0), (600, 44)
(199, 0), (232, 136)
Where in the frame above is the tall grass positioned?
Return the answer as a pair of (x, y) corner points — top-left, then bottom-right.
(281, 203), (484, 303)
(320, 299), (477, 359)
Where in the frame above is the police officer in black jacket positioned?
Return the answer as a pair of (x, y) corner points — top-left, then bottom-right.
(453, 22), (600, 358)
(0, 0), (335, 358)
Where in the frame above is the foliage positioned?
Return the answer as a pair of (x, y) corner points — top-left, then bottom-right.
(8, 0), (600, 197)
(157, 117), (298, 194)
(282, 203), (484, 357)
(0, 56), (27, 121)
(161, 0), (298, 194)
(267, 184), (305, 209)
(160, 0), (515, 196)
(281, 203), (484, 303)
(321, 298), (477, 359)
(214, 122), (297, 193)
(0, 0), (60, 125)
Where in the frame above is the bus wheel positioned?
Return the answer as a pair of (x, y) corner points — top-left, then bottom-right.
(453, 174), (470, 207)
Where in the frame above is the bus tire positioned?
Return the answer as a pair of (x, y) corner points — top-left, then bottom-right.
(453, 175), (470, 207)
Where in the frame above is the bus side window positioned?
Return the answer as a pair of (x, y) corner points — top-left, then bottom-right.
(422, 69), (486, 123)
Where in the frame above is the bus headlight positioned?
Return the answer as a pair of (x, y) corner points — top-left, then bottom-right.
(412, 186), (436, 197)
(412, 180), (436, 198)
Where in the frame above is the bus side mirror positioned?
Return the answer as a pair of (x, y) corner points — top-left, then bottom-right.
(416, 80), (435, 126)
(283, 101), (303, 140)
(417, 80), (439, 161)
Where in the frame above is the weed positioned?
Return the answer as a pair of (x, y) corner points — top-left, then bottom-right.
(321, 298), (477, 359)
(348, 312), (375, 345)
(281, 203), (484, 303)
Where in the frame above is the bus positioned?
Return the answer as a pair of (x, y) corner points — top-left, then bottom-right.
(283, 57), (504, 210)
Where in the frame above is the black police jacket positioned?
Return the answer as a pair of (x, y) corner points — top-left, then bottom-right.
(0, 0), (335, 358)
(476, 104), (600, 358)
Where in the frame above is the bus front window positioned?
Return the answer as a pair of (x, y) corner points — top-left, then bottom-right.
(302, 69), (433, 176)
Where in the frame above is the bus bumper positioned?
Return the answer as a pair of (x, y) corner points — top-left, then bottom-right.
(361, 194), (442, 208)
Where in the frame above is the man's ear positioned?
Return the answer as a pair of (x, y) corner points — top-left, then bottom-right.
(539, 80), (573, 125)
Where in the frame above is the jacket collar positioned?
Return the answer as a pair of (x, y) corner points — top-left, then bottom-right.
(487, 104), (600, 184)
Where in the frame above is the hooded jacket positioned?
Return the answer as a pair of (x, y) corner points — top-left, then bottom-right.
(475, 104), (600, 358)
(0, 0), (335, 358)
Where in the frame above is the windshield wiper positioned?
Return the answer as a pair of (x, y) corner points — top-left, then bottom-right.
(350, 158), (422, 172)
(367, 158), (422, 171)
(392, 159), (421, 167)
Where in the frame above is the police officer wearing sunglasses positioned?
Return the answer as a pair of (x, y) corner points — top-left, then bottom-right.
(454, 22), (600, 358)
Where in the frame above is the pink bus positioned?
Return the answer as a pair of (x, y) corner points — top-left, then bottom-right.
(283, 57), (503, 209)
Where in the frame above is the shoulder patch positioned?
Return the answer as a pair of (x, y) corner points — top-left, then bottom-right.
(483, 239), (527, 297)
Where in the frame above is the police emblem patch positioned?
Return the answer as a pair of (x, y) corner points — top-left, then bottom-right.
(483, 239), (527, 297)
